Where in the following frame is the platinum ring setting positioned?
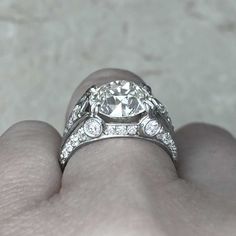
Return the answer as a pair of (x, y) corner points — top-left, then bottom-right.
(60, 80), (177, 169)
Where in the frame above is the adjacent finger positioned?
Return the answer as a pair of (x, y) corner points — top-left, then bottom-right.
(0, 121), (61, 221)
(176, 123), (236, 199)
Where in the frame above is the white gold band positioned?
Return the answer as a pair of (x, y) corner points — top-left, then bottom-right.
(60, 80), (177, 169)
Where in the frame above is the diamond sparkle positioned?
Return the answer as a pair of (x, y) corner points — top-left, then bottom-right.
(116, 125), (127, 135)
(83, 117), (103, 138)
(127, 125), (138, 135)
(144, 119), (161, 137)
(105, 125), (116, 135)
(90, 80), (149, 118)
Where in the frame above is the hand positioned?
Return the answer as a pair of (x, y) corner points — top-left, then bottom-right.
(1, 69), (236, 236)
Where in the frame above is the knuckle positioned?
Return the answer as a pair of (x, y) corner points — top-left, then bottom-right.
(2, 120), (57, 138)
(178, 122), (233, 139)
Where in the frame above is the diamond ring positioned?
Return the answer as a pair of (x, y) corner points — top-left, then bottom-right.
(60, 80), (177, 169)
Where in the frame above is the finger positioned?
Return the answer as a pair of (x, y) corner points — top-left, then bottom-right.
(61, 68), (178, 197)
(176, 123), (236, 199)
(0, 121), (61, 221)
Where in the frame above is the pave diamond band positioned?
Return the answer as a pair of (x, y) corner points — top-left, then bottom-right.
(60, 115), (177, 168)
(60, 80), (177, 169)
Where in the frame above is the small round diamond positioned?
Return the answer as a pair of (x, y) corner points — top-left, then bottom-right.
(68, 117), (73, 127)
(63, 128), (69, 135)
(83, 117), (103, 138)
(77, 129), (87, 141)
(71, 105), (80, 121)
(157, 103), (167, 114)
(65, 143), (73, 152)
(127, 125), (137, 135)
(61, 149), (69, 159)
(162, 133), (172, 145)
(116, 126), (127, 135)
(70, 134), (79, 147)
(144, 119), (161, 137)
(105, 125), (116, 135)
(60, 158), (66, 165)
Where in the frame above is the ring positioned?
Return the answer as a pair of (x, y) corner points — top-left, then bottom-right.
(60, 80), (177, 169)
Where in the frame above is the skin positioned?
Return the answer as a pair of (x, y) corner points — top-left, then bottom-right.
(0, 68), (236, 236)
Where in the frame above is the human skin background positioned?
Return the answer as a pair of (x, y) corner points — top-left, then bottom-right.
(0, 0), (236, 134)
(1, 0), (236, 235)
(0, 69), (236, 236)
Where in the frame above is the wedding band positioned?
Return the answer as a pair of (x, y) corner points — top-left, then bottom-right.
(60, 80), (177, 169)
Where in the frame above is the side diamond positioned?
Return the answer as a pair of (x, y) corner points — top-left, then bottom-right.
(83, 117), (103, 138)
(144, 119), (162, 137)
(61, 149), (69, 159)
(65, 142), (73, 152)
(116, 126), (127, 135)
(70, 134), (79, 147)
(161, 133), (172, 145)
(72, 105), (81, 121)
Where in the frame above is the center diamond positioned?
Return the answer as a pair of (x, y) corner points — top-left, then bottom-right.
(90, 80), (149, 118)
